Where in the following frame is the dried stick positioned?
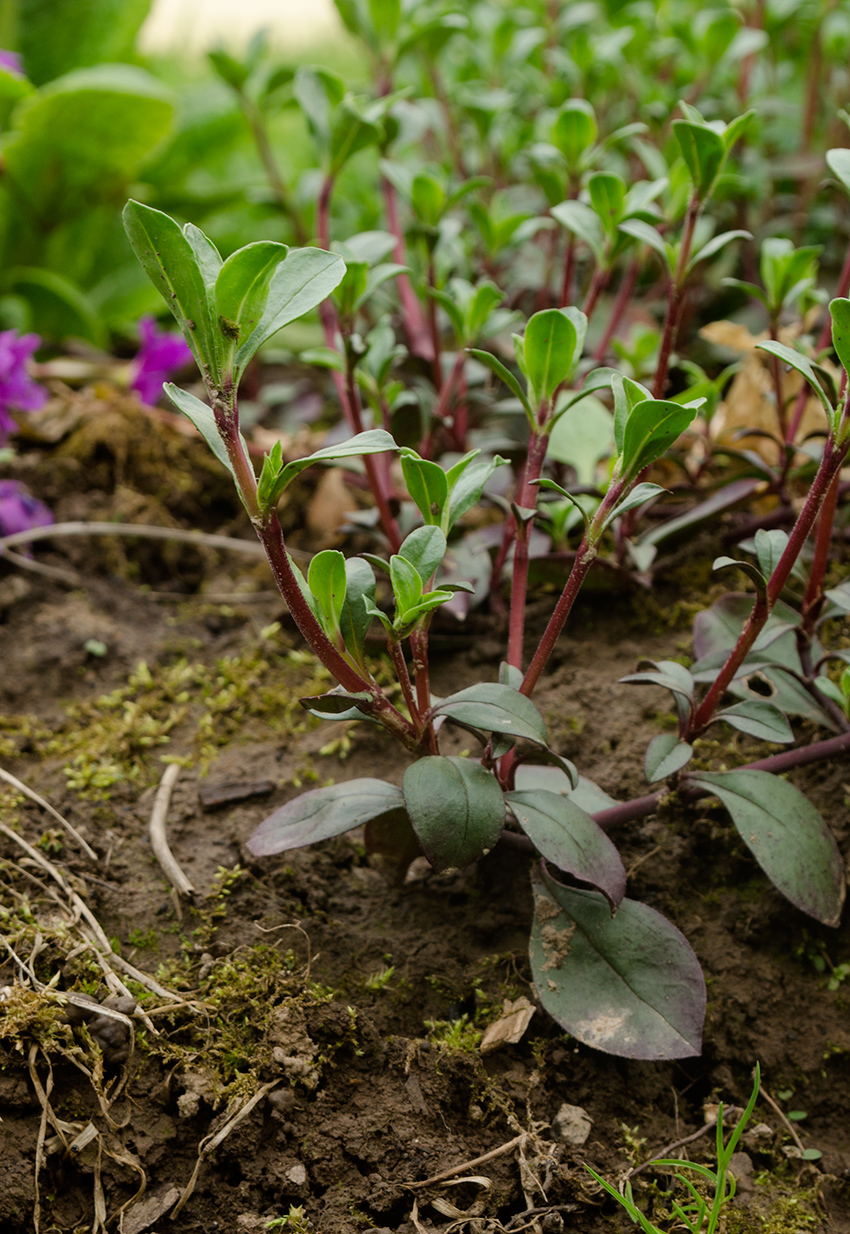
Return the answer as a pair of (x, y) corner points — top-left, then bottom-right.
(406, 1134), (526, 1188)
(170, 1080), (280, 1218)
(0, 766), (97, 861)
(149, 764), (194, 897)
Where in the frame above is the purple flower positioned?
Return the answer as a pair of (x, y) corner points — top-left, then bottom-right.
(131, 316), (193, 406)
(0, 480), (53, 540)
(0, 50), (23, 77)
(0, 330), (47, 444)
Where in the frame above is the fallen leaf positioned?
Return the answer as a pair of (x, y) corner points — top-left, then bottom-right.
(479, 996), (535, 1055)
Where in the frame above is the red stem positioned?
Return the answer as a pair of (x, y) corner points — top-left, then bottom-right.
(507, 432), (549, 668)
(381, 174), (435, 361)
(688, 435), (849, 735)
(592, 259), (638, 364)
(652, 195), (701, 399)
(801, 467), (841, 633)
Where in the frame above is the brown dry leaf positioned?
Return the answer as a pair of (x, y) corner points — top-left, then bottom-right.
(479, 996), (536, 1055)
(306, 466), (358, 542)
(701, 320), (830, 462)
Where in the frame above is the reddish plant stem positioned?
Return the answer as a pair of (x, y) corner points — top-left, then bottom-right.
(801, 467), (841, 634)
(688, 434), (849, 736)
(424, 351), (467, 454)
(507, 432), (549, 668)
(592, 259), (638, 363)
(381, 174), (435, 361)
(582, 265), (610, 323)
(388, 637), (420, 724)
(499, 729), (850, 847)
(520, 482), (623, 697)
(427, 257), (443, 391)
(785, 240), (850, 451)
(560, 233), (577, 307)
(652, 194), (701, 399)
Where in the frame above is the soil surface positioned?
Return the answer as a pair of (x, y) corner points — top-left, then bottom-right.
(1, 399), (850, 1234)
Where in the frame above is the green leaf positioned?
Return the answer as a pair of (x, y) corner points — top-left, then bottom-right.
(389, 554), (422, 621)
(124, 201), (219, 380)
(184, 223), (223, 292)
(234, 247), (346, 370)
(214, 241), (288, 364)
(163, 383), (235, 479)
(247, 779), (405, 856)
(620, 398), (699, 480)
(687, 229), (751, 274)
(530, 869), (705, 1059)
(830, 297), (850, 379)
(447, 454), (510, 528)
(712, 554), (767, 598)
(550, 200), (605, 262)
(672, 119), (726, 198)
(398, 526), (447, 583)
(753, 528), (789, 580)
(505, 789), (625, 907)
(17, 0), (151, 85)
(617, 218), (672, 270)
(467, 348), (532, 417)
(610, 372), (651, 454)
(588, 171), (627, 235)
(827, 148), (850, 197)
(603, 482), (667, 529)
(400, 450), (449, 525)
(688, 770), (846, 924)
(308, 549), (347, 639)
(645, 734), (693, 783)
(524, 309), (580, 405)
(551, 99), (597, 168)
(547, 395), (615, 485)
(261, 428), (396, 511)
(299, 689), (375, 722)
(712, 700), (794, 743)
(339, 558), (376, 663)
(403, 756), (504, 870)
(755, 340), (833, 416)
(431, 683), (548, 746)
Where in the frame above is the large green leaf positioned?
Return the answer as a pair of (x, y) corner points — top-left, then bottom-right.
(431, 683), (549, 746)
(505, 789), (625, 907)
(398, 526), (446, 584)
(620, 398), (699, 479)
(688, 770), (845, 925)
(124, 202), (219, 379)
(18, 0), (152, 85)
(524, 309), (580, 405)
(672, 119), (726, 198)
(4, 67), (174, 231)
(247, 779), (405, 856)
(215, 241), (289, 368)
(403, 756), (505, 870)
(830, 298), (850, 380)
(259, 429), (397, 509)
(339, 558), (376, 664)
(308, 550), (347, 640)
(530, 868), (705, 1059)
(234, 247), (346, 369)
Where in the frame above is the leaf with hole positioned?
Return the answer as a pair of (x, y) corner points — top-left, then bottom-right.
(506, 789), (625, 907)
(687, 770), (845, 924)
(403, 756), (504, 870)
(247, 779), (405, 856)
(529, 867), (705, 1059)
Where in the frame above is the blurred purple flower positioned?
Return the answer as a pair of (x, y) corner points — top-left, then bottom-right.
(0, 330), (47, 444)
(0, 50), (23, 76)
(131, 316), (193, 406)
(0, 480), (53, 539)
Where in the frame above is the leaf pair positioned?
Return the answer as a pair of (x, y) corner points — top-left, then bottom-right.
(400, 448), (508, 533)
(123, 201), (345, 387)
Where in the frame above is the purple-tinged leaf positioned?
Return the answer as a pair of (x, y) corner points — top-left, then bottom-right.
(645, 733), (693, 783)
(687, 769), (845, 925)
(506, 789), (625, 907)
(431, 683), (548, 746)
(403, 756), (504, 870)
(530, 867), (705, 1059)
(247, 779), (405, 856)
(713, 700), (794, 743)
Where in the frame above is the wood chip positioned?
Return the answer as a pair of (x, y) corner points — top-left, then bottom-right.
(198, 779), (276, 811)
(479, 997), (536, 1055)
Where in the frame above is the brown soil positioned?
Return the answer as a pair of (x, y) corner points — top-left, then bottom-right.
(1, 402), (850, 1234)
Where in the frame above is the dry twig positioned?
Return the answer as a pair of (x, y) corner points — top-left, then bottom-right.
(148, 763), (194, 897)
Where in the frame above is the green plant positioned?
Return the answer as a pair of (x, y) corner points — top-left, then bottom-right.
(587, 1065), (761, 1234)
